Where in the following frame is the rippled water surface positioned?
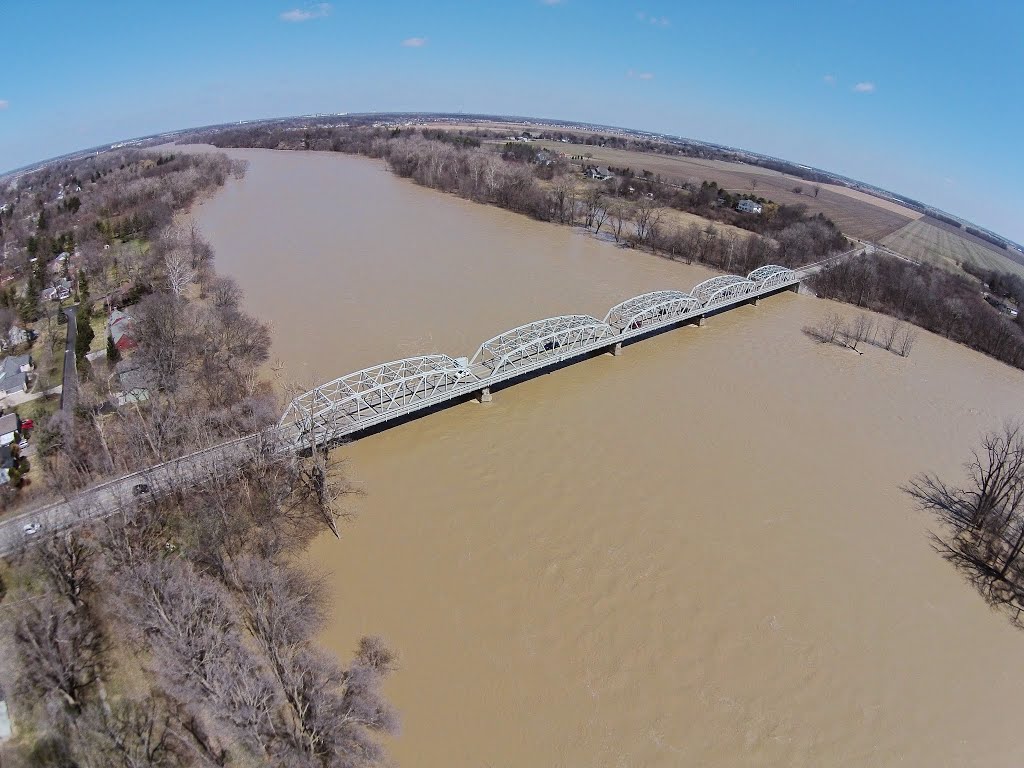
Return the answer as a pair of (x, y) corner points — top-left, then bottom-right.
(192, 148), (1024, 767)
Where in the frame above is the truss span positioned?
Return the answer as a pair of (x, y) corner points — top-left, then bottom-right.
(470, 315), (617, 376)
(604, 290), (702, 330)
(280, 354), (475, 443)
(747, 264), (796, 290)
(690, 275), (756, 306)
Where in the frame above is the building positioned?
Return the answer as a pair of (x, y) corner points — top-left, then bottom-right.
(585, 166), (614, 181)
(109, 308), (136, 352)
(737, 199), (763, 215)
(111, 361), (150, 407)
(0, 355), (33, 397)
(0, 412), (20, 446)
(41, 277), (73, 301)
(1, 325), (30, 351)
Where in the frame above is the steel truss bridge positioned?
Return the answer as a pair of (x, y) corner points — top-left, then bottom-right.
(280, 265), (800, 450)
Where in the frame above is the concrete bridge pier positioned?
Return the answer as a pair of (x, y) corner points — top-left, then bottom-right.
(610, 342), (622, 356)
(478, 387), (492, 403)
(751, 295), (761, 306)
(696, 315), (707, 327)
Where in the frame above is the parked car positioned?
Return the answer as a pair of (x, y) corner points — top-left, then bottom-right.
(132, 483), (151, 496)
(18, 439), (29, 451)
(21, 419), (34, 431)
(23, 522), (41, 535)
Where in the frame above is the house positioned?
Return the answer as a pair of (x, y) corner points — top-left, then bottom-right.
(0, 412), (20, 446)
(41, 277), (73, 301)
(111, 361), (150, 407)
(0, 685), (12, 741)
(109, 308), (136, 351)
(737, 199), (763, 215)
(0, 355), (33, 397)
(534, 150), (552, 165)
(1, 325), (30, 351)
(585, 166), (614, 181)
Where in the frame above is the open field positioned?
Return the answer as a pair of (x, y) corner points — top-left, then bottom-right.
(882, 217), (1024, 278)
(524, 141), (915, 241)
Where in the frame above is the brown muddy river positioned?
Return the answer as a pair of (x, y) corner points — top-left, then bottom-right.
(192, 148), (1024, 767)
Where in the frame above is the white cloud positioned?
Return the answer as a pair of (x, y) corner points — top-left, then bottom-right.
(626, 69), (655, 80)
(0, 100), (8, 110)
(853, 81), (876, 93)
(280, 3), (331, 22)
(823, 74), (836, 86)
(636, 11), (670, 26)
(401, 37), (427, 47)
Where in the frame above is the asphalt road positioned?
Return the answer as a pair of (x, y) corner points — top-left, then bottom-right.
(59, 305), (78, 414)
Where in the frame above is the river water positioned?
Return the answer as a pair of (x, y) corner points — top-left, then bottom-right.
(192, 147), (1024, 767)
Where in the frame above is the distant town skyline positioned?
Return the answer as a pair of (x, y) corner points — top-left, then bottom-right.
(2, 0), (1022, 241)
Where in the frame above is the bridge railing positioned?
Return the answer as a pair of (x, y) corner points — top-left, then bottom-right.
(280, 264), (803, 449)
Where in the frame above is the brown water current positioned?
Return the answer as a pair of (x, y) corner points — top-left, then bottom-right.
(191, 147), (1024, 767)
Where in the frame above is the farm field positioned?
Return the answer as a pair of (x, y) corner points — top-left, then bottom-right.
(524, 141), (915, 241)
(882, 217), (1024, 278)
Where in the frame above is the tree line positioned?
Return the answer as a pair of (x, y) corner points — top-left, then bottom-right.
(192, 124), (851, 276)
(1, 442), (397, 767)
(810, 253), (1024, 371)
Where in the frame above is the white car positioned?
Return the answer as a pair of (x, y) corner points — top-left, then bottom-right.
(18, 439), (29, 451)
(22, 522), (41, 535)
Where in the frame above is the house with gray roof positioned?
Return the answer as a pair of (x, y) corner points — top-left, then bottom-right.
(0, 354), (33, 397)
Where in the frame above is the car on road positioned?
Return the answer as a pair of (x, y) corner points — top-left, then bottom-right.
(22, 522), (41, 535)
(132, 483), (151, 496)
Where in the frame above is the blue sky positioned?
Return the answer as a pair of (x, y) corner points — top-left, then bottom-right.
(2, 0), (1022, 241)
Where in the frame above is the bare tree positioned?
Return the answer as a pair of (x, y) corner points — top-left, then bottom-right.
(846, 312), (873, 351)
(592, 196), (611, 235)
(12, 594), (103, 714)
(608, 202), (632, 244)
(898, 325), (919, 357)
(906, 422), (1024, 610)
(164, 250), (194, 297)
(632, 197), (663, 246)
(809, 312), (844, 345)
(881, 316), (903, 351)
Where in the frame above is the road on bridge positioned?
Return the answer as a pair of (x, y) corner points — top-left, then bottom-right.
(0, 250), (864, 557)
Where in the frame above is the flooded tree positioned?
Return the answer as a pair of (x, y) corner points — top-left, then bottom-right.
(906, 421), (1024, 616)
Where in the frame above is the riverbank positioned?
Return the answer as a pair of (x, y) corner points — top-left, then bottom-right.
(192, 147), (1024, 768)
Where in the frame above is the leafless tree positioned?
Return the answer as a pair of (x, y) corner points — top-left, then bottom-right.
(609, 202), (632, 244)
(898, 325), (919, 357)
(846, 312), (873, 351)
(632, 197), (663, 246)
(164, 249), (195, 297)
(808, 312), (844, 345)
(906, 421), (1024, 611)
(880, 316), (903, 351)
(11, 593), (103, 714)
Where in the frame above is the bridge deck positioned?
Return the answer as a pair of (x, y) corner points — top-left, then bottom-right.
(281, 267), (803, 449)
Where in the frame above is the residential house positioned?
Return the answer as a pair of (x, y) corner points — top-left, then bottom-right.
(737, 199), (763, 215)
(0, 412), (19, 446)
(41, 277), (73, 301)
(1, 325), (30, 351)
(0, 355), (33, 398)
(585, 166), (614, 181)
(111, 361), (151, 407)
(109, 308), (137, 352)
(0, 684), (12, 742)
(534, 150), (552, 165)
